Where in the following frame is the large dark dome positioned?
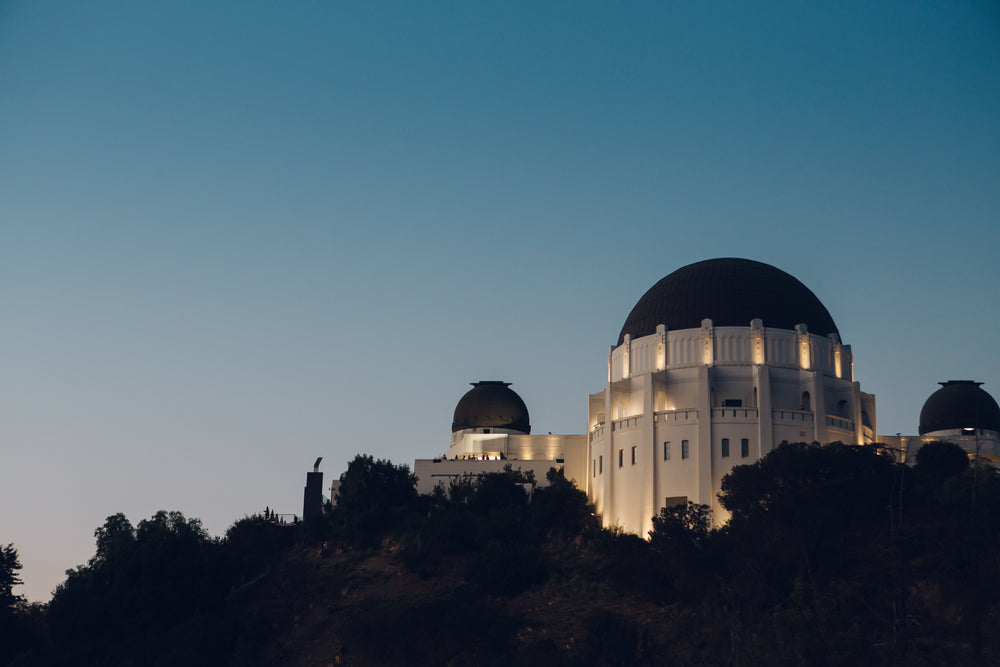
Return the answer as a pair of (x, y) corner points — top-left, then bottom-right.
(452, 381), (531, 434)
(919, 381), (1000, 435)
(617, 258), (840, 345)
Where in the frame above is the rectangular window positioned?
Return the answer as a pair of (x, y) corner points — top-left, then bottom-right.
(631, 445), (637, 465)
(741, 438), (749, 457)
(681, 440), (689, 459)
(618, 449), (624, 467)
(593, 459), (596, 477)
(663, 441), (671, 460)
(721, 438), (730, 458)
(723, 399), (743, 407)
(599, 455), (603, 474)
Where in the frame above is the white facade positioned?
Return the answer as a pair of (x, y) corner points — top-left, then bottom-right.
(414, 429), (587, 495)
(405, 260), (993, 541)
(880, 430), (1000, 465)
(586, 319), (876, 536)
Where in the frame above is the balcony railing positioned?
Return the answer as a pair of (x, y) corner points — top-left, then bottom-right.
(712, 408), (759, 422)
(772, 409), (814, 425)
(654, 409), (698, 424)
(612, 415), (641, 432)
(825, 415), (855, 432)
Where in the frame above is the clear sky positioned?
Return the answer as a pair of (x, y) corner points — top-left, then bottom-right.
(2, 1), (998, 601)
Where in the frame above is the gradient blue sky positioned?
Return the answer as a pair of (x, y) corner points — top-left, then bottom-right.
(2, 1), (998, 601)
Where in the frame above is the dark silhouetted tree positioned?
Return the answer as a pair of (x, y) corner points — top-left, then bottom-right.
(90, 512), (134, 567)
(914, 440), (969, 483)
(331, 454), (418, 543)
(531, 467), (600, 540)
(224, 513), (297, 581)
(648, 501), (710, 551)
(46, 511), (233, 665)
(0, 543), (39, 664)
(0, 543), (23, 610)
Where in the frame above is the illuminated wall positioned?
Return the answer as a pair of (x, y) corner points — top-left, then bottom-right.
(414, 431), (588, 496)
(588, 318), (875, 536)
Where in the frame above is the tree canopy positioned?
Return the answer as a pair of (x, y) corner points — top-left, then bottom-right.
(330, 454), (419, 543)
(0, 544), (23, 610)
(6, 444), (1000, 665)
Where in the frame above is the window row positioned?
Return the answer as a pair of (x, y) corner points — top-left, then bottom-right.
(593, 437), (753, 476)
(591, 443), (653, 476)
(662, 440), (689, 460)
(719, 437), (751, 458)
(662, 438), (751, 460)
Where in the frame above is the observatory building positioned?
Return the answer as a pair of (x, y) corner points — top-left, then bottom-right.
(413, 381), (586, 494)
(880, 380), (1000, 464)
(410, 257), (995, 537)
(586, 258), (875, 535)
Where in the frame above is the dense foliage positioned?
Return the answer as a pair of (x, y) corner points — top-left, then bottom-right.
(0, 544), (38, 666)
(327, 454), (420, 544)
(0, 544), (23, 610)
(4, 442), (1000, 665)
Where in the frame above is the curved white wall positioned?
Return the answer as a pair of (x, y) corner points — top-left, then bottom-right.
(588, 318), (875, 536)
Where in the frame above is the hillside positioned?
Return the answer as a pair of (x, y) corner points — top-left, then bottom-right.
(4, 443), (1000, 666)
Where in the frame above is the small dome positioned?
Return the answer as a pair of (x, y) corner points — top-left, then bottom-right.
(919, 381), (1000, 435)
(452, 381), (531, 434)
(617, 258), (839, 345)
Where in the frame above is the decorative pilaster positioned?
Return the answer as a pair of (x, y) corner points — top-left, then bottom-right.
(642, 376), (656, 537)
(656, 324), (667, 370)
(696, 365), (713, 506)
(701, 319), (714, 366)
(751, 318), (765, 365)
(754, 364), (773, 456)
(795, 323), (811, 370)
(622, 334), (631, 379)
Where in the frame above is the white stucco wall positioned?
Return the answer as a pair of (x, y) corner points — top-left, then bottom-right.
(588, 318), (874, 536)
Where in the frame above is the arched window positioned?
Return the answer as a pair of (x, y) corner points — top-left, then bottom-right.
(800, 391), (811, 412)
(837, 399), (849, 418)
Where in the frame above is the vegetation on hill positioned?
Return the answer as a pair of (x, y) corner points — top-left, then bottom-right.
(3, 441), (1000, 665)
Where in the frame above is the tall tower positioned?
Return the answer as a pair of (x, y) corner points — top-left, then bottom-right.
(302, 457), (324, 522)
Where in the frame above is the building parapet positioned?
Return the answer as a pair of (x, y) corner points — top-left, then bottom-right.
(825, 414), (855, 432)
(609, 324), (851, 380)
(712, 407), (760, 422)
(612, 415), (641, 432)
(653, 409), (698, 424)
(772, 409), (814, 425)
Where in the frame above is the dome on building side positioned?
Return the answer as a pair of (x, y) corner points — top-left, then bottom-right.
(918, 381), (1000, 435)
(617, 258), (840, 345)
(452, 381), (531, 434)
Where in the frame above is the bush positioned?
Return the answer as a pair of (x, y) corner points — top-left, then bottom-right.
(531, 467), (600, 540)
(223, 514), (297, 580)
(915, 441), (969, 483)
(331, 454), (419, 544)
